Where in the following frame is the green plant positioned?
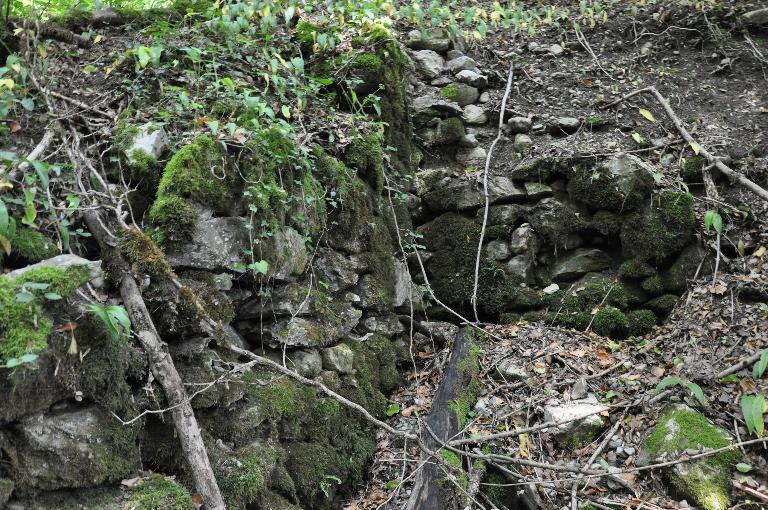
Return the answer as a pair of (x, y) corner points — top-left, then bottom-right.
(87, 304), (131, 344)
(740, 394), (765, 437)
(656, 377), (706, 405)
(319, 474), (341, 498)
(754, 351), (768, 380)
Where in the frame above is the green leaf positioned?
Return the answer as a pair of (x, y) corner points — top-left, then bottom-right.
(753, 351), (768, 379)
(18, 353), (38, 363)
(83, 65), (97, 75)
(741, 394), (766, 437)
(655, 376), (682, 392)
(686, 382), (706, 405)
(631, 132), (645, 145)
(44, 292), (62, 300)
(385, 480), (399, 490)
(137, 46), (152, 68)
(639, 108), (655, 122)
(20, 97), (34, 111)
(690, 141), (701, 155)
(15, 292), (34, 303)
(252, 260), (269, 275)
(736, 463), (753, 473)
(719, 374), (738, 384)
(23, 282), (50, 290)
(5, 357), (21, 368)
(386, 403), (400, 417)
(712, 212), (723, 234)
(0, 198), (8, 234)
(704, 209), (716, 232)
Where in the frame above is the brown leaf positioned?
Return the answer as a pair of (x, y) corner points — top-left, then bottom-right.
(57, 321), (79, 332)
(9, 121), (21, 133)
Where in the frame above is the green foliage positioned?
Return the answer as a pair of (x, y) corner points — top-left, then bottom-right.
(620, 192), (695, 263)
(753, 351), (768, 380)
(655, 377), (706, 405)
(591, 307), (628, 337)
(128, 474), (194, 510)
(86, 304), (131, 344)
(626, 309), (657, 337)
(741, 394), (765, 437)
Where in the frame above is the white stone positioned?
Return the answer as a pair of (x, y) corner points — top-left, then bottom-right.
(412, 50), (445, 80)
(462, 104), (488, 125)
(322, 344), (355, 374)
(455, 69), (488, 88)
(543, 283), (560, 295)
(125, 123), (168, 164)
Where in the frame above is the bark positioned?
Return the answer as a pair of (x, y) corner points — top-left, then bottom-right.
(404, 329), (473, 510)
(84, 211), (225, 510)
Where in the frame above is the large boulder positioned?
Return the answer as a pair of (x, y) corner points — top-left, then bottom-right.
(411, 50), (444, 80)
(422, 175), (526, 212)
(166, 215), (248, 271)
(0, 405), (140, 492)
(640, 405), (740, 510)
(568, 154), (655, 213)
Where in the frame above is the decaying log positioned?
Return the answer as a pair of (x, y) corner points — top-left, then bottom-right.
(83, 211), (225, 510)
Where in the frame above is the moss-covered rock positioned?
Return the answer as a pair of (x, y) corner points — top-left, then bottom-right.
(3, 226), (58, 264)
(591, 307), (628, 337)
(148, 136), (230, 245)
(568, 155), (654, 213)
(128, 474), (194, 510)
(626, 309), (657, 337)
(0, 264), (91, 360)
(618, 259), (657, 279)
(662, 244), (709, 293)
(642, 406), (740, 510)
(620, 192), (695, 263)
(545, 276), (629, 335)
(344, 131), (384, 194)
(0, 478), (14, 505)
(646, 294), (678, 316)
(681, 155), (706, 182)
(590, 210), (623, 236)
(216, 443), (276, 509)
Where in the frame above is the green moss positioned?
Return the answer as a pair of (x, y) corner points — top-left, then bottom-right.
(344, 131), (384, 193)
(439, 84), (459, 102)
(0, 478), (13, 505)
(590, 210), (623, 236)
(682, 155), (706, 182)
(626, 309), (657, 337)
(646, 294), (678, 315)
(286, 442), (342, 503)
(644, 407), (740, 510)
(568, 162), (652, 213)
(484, 471), (515, 508)
(620, 192), (695, 263)
(641, 274), (664, 296)
(0, 265), (91, 360)
(439, 117), (466, 141)
(128, 474), (194, 510)
(619, 259), (657, 279)
(119, 227), (174, 277)
(591, 307), (628, 337)
(91, 414), (142, 485)
(449, 337), (481, 426)
(295, 21), (320, 52)
(438, 450), (468, 491)
(6, 227), (58, 263)
(218, 444), (274, 508)
(127, 149), (160, 184)
(546, 279), (628, 329)
(499, 312), (521, 324)
(148, 136), (229, 245)
(313, 146), (355, 200)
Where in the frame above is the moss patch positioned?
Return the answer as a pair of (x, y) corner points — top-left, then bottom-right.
(620, 192), (695, 263)
(5, 227), (58, 263)
(343, 131), (384, 193)
(217, 444), (274, 509)
(0, 265), (91, 360)
(545, 278), (628, 335)
(591, 307), (628, 337)
(626, 309), (657, 337)
(128, 474), (194, 510)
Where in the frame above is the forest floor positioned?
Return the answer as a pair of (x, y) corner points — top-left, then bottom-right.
(351, 2), (768, 509)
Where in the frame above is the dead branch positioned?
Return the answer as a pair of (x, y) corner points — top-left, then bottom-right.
(472, 61), (515, 322)
(717, 346), (768, 379)
(5, 128), (55, 182)
(603, 86), (768, 203)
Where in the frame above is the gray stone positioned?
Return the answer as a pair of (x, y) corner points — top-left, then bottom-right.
(524, 182), (553, 199)
(446, 49), (464, 60)
(416, 320), (459, 346)
(7, 255), (101, 283)
(452, 83), (480, 106)
(456, 146), (487, 167)
(507, 116), (532, 133)
(543, 283), (560, 295)
(315, 248), (362, 292)
(462, 104), (488, 125)
(405, 29), (451, 51)
(446, 55), (479, 74)
(514, 133), (533, 150)
(269, 304), (361, 347)
(484, 204), (530, 226)
(459, 134), (479, 148)
(167, 216), (248, 272)
(392, 258), (412, 308)
(742, 8), (768, 25)
(362, 315), (405, 336)
(478, 91), (490, 103)
(485, 239), (510, 261)
(412, 96), (463, 121)
(455, 69), (488, 88)
(548, 43), (564, 56)
(430, 76), (452, 87)
(238, 282), (314, 318)
(125, 123), (168, 165)
(504, 253), (535, 283)
(423, 175), (525, 212)
(291, 349), (322, 378)
(549, 117), (581, 135)
(212, 272), (233, 291)
(571, 378), (588, 400)
(543, 395), (606, 450)
(412, 50), (445, 80)
(321, 344), (355, 374)
(493, 359), (529, 381)
(568, 154), (655, 212)
(268, 227), (309, 281)
(222, 324), (249, 350)
(662, 244), (711, 293)
(417, 118), (465, 147)
(510, 156), (563, 181)
(552, 248), (613, 282)
(0, 406), (139, 491)
(509, 224), (538, 255)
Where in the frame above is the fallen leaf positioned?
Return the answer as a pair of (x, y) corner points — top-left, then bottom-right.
(519, 433), (531, 459)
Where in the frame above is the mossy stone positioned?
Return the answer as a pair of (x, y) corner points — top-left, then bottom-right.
(646, 294), (678, 316)
(591, 307), (628, 337)
(568, 156), (654, 213)
(128, 474), (194, 510)
(620, 192), (695, 263)
(626, 309), (657, 337)
(343, 131), (384, 193)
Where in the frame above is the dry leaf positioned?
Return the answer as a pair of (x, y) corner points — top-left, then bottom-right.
(519, 433), (531, 459)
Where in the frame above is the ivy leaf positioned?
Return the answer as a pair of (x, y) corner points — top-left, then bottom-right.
(15, 292), (34, 303)
(385, 403), (400, 417)
(736, 463), (753, 473)
(639, 108), (655, 122)
(137, 46), (152, 68)
(20, 97), (34, 111)
(250, 260), (269, 275)
(655, 376), (682, 392)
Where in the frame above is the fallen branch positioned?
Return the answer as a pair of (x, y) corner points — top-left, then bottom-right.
(4, 128), (55, 182)
(603, 86), (768, 203)
(717, 347), (768, 379)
